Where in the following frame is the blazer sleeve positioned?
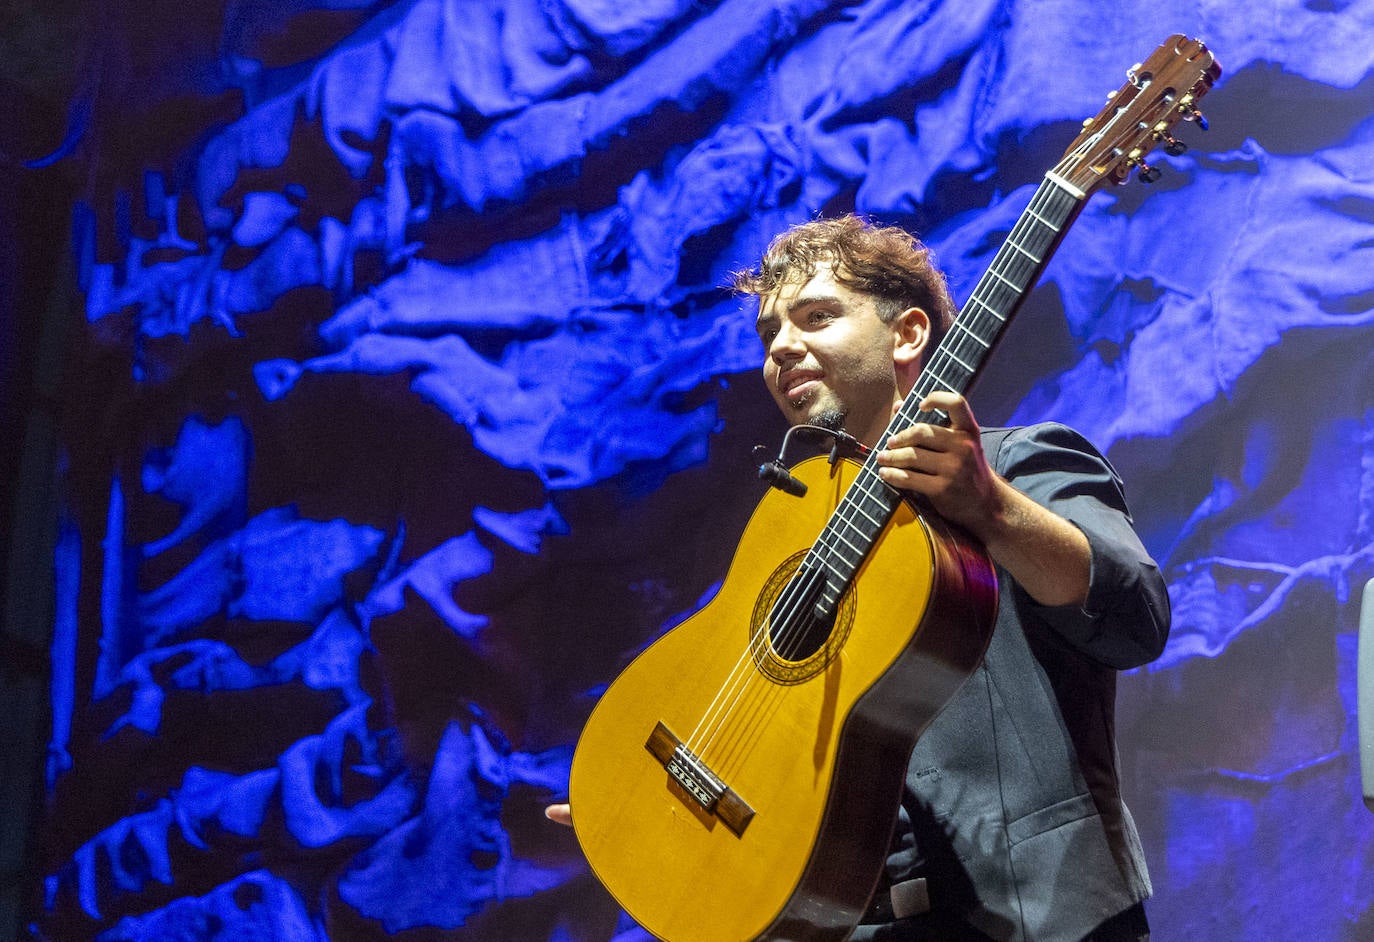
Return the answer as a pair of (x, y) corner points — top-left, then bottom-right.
(990, 422), (1170, 670)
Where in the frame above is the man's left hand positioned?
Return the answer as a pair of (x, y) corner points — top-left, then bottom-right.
(874, 391), (1004, 537)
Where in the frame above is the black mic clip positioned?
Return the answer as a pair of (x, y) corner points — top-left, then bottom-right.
(752, 425), (870, 498)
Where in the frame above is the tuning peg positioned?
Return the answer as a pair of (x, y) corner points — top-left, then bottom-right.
(1178, 94), (1210, 131)
(1164, 136), (1188, 156)
(1138, 164), (1162, 184)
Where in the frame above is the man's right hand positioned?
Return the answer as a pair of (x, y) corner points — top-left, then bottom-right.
(545, 803), (572, 827)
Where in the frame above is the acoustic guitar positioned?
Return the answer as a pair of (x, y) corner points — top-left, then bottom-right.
(569, 34), (1219, 941)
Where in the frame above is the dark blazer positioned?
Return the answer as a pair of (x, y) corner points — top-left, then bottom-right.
(856, 423), (1170, 942)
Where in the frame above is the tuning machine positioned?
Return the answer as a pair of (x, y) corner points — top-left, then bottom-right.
(1149, 120), (1189, 157)
(1125, 144), (1164, 184)
(1177, 91), (1210, 130)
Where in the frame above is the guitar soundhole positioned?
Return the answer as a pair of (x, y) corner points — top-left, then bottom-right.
(770, 609), (834, 661)
(750, 551), (854, 684)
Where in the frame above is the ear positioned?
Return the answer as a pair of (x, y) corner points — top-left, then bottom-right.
(891, 306), (930, 371)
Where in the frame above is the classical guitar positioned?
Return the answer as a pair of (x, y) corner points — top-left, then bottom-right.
(569, 35), (1219, 942)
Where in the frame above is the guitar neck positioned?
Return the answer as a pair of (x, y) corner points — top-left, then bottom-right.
(805, 176), (1086, 605)
(884, 174), (1086, 447)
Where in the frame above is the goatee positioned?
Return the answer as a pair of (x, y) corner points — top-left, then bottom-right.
(811, 409), (847, 432)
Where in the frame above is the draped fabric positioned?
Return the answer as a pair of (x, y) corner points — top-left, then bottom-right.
(30, 1), (1374, 938)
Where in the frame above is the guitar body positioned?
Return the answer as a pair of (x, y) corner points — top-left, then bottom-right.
(569, 455), (998, 941)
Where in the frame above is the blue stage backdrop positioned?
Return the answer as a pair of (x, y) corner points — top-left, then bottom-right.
(30, 1), (1374, 939)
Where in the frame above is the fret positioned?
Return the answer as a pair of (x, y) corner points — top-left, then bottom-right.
(817, 584), (840, 611)
(938, 348), (977, 374)
(965, 296), (1007, 322)
(822, 526), (867, 567)
(953, 323), (991, 348)
(838, 512), (882, 550)
(797, 549), (843, 593)
(856, 483), (889, 516)
(1025, 206), (1061, 232)
(818, 522), (867, 564)
(987, 267), (1017, 290)
(1007, 240), (1041, 263)
(791, 554), (823, 589)
(844, 492), (888, 530)
(834, 491), (880, 530)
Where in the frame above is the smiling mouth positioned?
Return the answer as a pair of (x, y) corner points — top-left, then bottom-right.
(780, 374), (822, 404)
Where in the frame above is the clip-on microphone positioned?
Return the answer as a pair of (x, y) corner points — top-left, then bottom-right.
(753, 425), (870, 498)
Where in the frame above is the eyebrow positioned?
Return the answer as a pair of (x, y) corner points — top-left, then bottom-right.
(785, 293), (844, 314)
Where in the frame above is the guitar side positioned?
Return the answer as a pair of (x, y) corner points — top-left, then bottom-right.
(569, 455), (997, 941)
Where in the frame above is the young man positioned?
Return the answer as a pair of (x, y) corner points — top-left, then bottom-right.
(553, 215), (1169, 941)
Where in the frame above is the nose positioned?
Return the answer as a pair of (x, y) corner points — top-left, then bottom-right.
(768, 320), (804, 364)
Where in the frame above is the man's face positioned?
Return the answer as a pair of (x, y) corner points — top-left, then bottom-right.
(755, 265), (908, 447)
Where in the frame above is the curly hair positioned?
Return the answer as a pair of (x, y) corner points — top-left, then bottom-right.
(732, 215), (957, 346)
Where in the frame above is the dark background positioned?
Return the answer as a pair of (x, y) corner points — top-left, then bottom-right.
(4, 1), (1374, 939)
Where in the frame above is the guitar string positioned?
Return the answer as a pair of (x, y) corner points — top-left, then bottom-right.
(680, 178), (1077, 774)
(680, 180), (1080, 776)
(706, 77), (1217, 778)
(669, 67), (1195, 776)
(682, 180), (1076, 781)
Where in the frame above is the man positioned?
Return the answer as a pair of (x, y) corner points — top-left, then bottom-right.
(552, 215), (1169, 941)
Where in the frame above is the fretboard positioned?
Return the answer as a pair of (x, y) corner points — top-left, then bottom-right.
(804, 176), (1086, 615)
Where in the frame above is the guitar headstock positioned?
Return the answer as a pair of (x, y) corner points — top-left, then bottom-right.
(1054, 34), (1220, 195)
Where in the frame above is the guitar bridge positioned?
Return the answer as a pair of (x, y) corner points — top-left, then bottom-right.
(645, 721), (755, 836)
